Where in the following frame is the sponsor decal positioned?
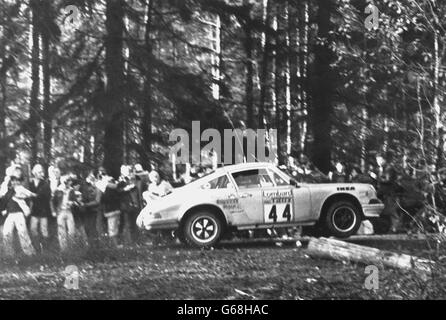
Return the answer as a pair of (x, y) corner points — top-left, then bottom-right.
(337, 186), (355, 191)
(263, 190), (293, 223)
(217, 198), (244, 214)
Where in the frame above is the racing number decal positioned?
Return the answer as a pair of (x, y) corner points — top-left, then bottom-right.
(263, 190), (293, 223)
(267, 203), (291, 223)
(268, 205), (277, 221)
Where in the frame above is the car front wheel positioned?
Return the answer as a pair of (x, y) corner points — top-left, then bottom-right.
(324, 201), (362, 238)
(183, 211), (223, 248)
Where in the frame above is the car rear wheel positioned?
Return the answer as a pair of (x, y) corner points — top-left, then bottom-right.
(324, 201), (362, 238)
(183, 211), (223, 248)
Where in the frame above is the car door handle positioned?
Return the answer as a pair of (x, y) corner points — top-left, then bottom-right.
(240, 193), (252, 198)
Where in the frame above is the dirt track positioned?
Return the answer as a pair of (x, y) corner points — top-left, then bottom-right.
(0, 238), (444, 299)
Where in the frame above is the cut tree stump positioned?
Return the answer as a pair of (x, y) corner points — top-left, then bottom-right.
(307, 237), (434, 274)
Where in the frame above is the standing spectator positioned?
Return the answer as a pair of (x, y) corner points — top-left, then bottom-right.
(118, 165), (141, 244)
(79, 171), (101, 248)
(134, 164), (149, 208)
(142, 170), (174, 244)
(48, 166), (61, 194)
(142, 170), (173, 204)
(29, 164), (53, 252)
(47, 165), (61, 248)
(71, 176), (88, 245)
(0, 167), (36, 257)
(98, 168), (122, 247)
(53, 175), (77, 252)
(330, 162), (346, 182)
(378, 166), (403, 233)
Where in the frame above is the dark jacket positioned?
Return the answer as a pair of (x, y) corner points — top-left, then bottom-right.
(0, 188), (23, 215)
(81, 182), (101, 211)
(29, 179), (52, 218)
(101, 184), (121, 213)
(52, 188), (77, 214)
(117, 177), (140, 212)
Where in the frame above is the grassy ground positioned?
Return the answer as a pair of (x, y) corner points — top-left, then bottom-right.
(1, 237), (446, 300)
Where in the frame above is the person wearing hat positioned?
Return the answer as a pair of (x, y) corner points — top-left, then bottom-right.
(0, 167), (36, 257)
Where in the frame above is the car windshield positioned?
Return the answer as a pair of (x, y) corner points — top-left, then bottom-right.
(269, 169), (290, 186)
(276, 167), (294, 182)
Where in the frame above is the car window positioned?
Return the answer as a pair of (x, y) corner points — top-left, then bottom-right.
(201, 175), (231, 190)
(269, 170), (289, 186)
(231, 169), (273, 189)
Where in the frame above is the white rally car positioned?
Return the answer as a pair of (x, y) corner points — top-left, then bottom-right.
(137, 162), (384, 247)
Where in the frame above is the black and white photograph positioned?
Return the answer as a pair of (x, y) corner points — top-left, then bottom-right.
(0, 0), (445, 305)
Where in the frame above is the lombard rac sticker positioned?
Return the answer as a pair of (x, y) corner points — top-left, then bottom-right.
(263, 189), (293, 223)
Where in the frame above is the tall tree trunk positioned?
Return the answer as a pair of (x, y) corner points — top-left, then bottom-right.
(288, 1), (300, 156)
(272, 14), (281, 164)
(245, 30), (255, 129)
(284, 3), (292, 164)
(141, 0), (155, 166)
(258, 0), (272, 129)
(42, 29), (52, 165)
(433, 31), (443, 169)
(310, 0), (335, 174)
(0, 52), (14, 175)
(243, 0), (255, 129)
(299, 0), (309, 153)
(0, 73), (7, 176)
(211, 14), (221, 101)
(360, 108), (368, 172)
(104, 0), (125, 178)
(29, 0), (41, 165)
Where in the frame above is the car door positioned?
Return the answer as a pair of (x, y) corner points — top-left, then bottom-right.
(229, 169), (269, 226)
(268, 167), (313, 222)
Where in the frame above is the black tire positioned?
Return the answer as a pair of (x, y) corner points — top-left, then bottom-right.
(182, 210), (223, 248)
(324, 200), (362, 238)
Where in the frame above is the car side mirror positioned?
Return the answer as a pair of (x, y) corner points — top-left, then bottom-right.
(290, 178), (299, 188)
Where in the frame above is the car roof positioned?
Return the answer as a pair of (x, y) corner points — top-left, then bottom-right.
(183, 162), (277, 187)
(218, 162), (276, 174)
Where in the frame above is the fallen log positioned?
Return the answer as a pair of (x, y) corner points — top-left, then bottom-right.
(307, 237), (434, 274)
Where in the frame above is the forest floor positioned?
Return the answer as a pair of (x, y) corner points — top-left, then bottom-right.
(0, 236), (446, 299)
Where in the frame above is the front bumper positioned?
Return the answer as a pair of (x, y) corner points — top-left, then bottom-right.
(362, 201), (385, 218)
